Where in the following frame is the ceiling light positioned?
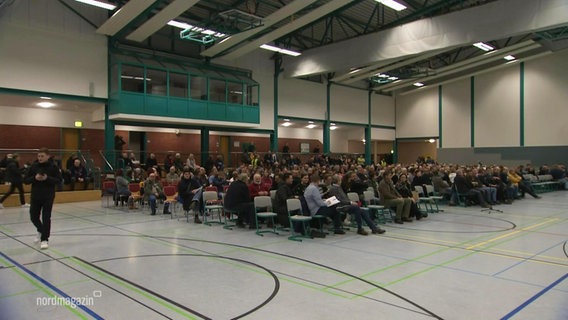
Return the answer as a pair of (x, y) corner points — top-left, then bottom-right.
(283, 118), (290, 122)
(388, 76), (399, 80)
(75, 0), (116, 10)
(308, 121), (314, 124)
(260, 44), (301, 57)
(375, 0), (407, 11)
(40, 96), (52, 100)
(504, 55), (516, 61)
(428, 139), (436, 143)
(349, 69), (361, 74)
(37, 102), (55, 108)
(168, 20), (193, 29)
(413, 82), (425, 87)
(473, 42), (494, 52)
(330, 123), (336, 126)
(330, 126), (338, 130)
(306, 124), (317, 129)
(282, 122), (293, 127)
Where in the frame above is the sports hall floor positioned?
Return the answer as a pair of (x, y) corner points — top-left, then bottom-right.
(1, 192), (567, 320)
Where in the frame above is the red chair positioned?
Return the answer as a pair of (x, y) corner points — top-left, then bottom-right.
(101, 181), (116, 207)
(163, 185), (178, 218)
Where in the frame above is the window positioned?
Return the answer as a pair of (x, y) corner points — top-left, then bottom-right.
(146, 68), (167, 96)
(121, 65), (144, 93)
(169, 72), (188, 98)
(227, 82), (243, 104)
(246, 84), (259, 106)
(190, 76), (207, 100)
(209, 79), (226, 102)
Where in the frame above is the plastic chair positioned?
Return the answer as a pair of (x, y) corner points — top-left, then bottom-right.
(101, 181), (116, 208)
(362, 190), (393, 224)
(286, 198), (312, 242)
(253, 196), (278, 236)
(163, 185), (178, 217)
(414, 186), (434, 213)
(424, 184), (443, 212)
(202, 191), (223, 226)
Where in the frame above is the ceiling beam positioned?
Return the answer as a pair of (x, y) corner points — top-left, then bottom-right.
(96, 0), (158, 36)
(219, 0), (356, 61)
(380, 41), (540, 92)
(200, 0), (319, 58)
(126, 0), (200, 42)
(285, 0), (568, 78)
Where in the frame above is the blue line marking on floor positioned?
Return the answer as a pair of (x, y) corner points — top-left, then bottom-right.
(0, 251), (103, 320)
(501, 272), (568, 320)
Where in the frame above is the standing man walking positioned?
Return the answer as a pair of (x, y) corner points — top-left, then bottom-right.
(0, 154), (28, 208)
(24, 148), (61, 249)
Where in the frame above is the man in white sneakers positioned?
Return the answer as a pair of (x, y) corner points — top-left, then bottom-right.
(24, 148), (61, 249)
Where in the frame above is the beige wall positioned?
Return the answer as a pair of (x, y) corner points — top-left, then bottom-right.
(397, 141), (437, 164)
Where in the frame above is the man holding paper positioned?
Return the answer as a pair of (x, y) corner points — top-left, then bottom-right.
(304, 174), (345, 235)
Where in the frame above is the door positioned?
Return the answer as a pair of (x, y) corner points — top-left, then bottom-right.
(219, 136), (230, 168)
(61, 128), (80, 167)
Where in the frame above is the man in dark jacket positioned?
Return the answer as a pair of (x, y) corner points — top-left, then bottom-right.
(274, 173), (295, 227)
(0, 154), (27, 208)
(177, 169), (202, 224)
(224, 173), (255, 228)
(24, 148), (62, 249)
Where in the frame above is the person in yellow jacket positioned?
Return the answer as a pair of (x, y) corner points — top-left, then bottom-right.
(507, 169), (541, 199)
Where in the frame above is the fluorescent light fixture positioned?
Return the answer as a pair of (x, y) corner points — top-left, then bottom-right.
(75, 0), (116, 10)
(504, 55), (516, 61)
(330, 126), (338, 130)
(260, 44), (301, 57)
(283, 118), (290, 122)
(40, 96), (52, 100)
(306, 124), (317, 129)
(37, 102), (55, 108)
(413, 82), (425, 87)
(169, 20), (227, 38)
(349, 68), (361, 74)
(473, 42), (494, 52)
(330, 123), (336, 126)
(388, 76), (399, 80)
(308, 121), (314, 124)
(168, 20), (193, 29)
(282, 122), (293, 127)
(375, 0), (407, 11)
(428, 139), (436, 143)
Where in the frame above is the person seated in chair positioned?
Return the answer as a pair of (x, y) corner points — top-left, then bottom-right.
(395, 173), (425, 220)
(68, 159), (90, 190)
(249, 173), (270, 199)
(177, 169), (202, 223)
(166, 166), (180, 185)
(507, 169), (541, 199)
(304, 174), (344, 235)
(114, 169), (132, 207)
(328, 175), (385, 235)
(143, 173), (167, 215)
(378, 170), (412, 224)
(224, 173), (255, 228)
(453, 169), (492, 208)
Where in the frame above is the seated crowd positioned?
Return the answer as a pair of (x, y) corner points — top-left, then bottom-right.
(108, 151), (567, 239)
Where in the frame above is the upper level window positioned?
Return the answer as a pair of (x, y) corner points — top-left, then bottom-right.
(209, 79), (226, 103)
(121, 65), (144, 93)
(190, 76), (207, 100)
(169, 72), (188, 98)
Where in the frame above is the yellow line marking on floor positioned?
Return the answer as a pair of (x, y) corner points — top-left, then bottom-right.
(466, 219), (558, 250)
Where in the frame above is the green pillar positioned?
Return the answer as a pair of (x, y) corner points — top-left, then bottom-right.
(393, 139), (398, 164)
(272, 55), (283, 152)
(104, 103), (115, 172)
(323, 81), (331, 154)
(366, 90), (372, 165)
(365, 126), (371, 165)
(200, 127), (209, 167)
